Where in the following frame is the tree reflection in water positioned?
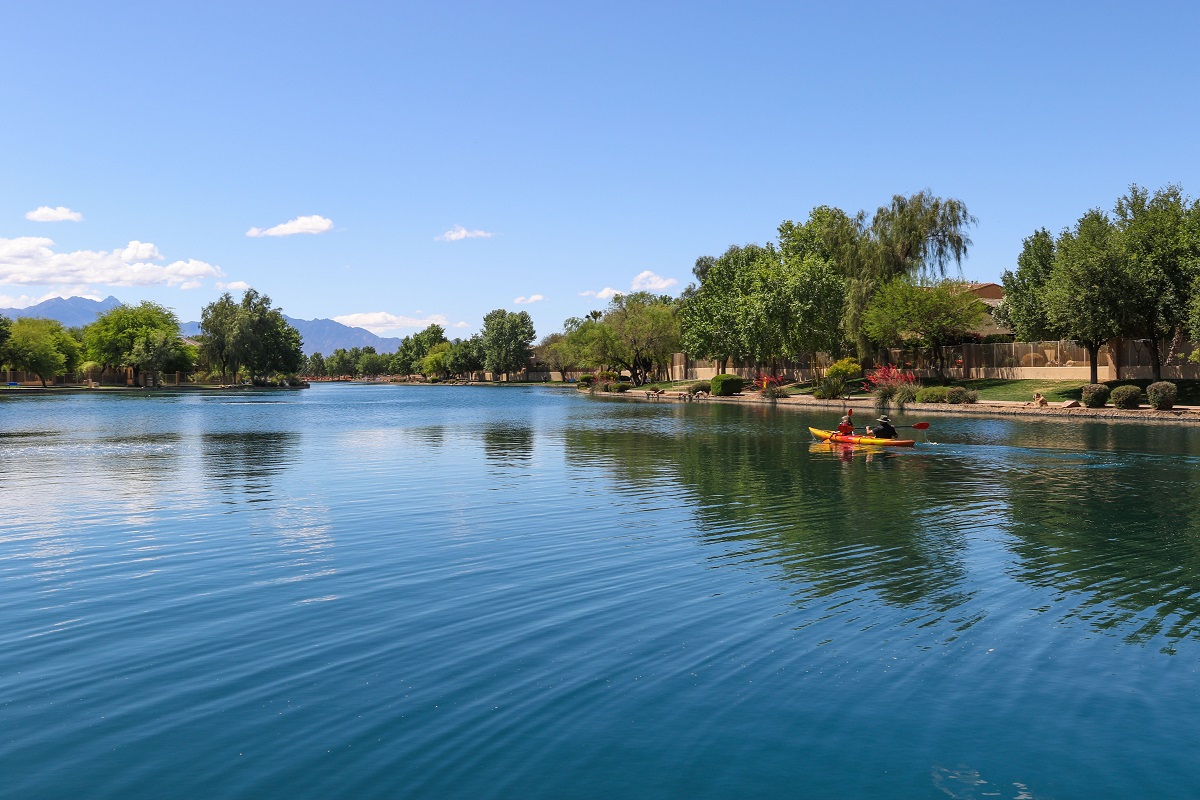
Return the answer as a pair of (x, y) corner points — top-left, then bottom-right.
(563, 406), (974, 622)
(201, 431), (300, 503)
(1001, 446), (1200, 649)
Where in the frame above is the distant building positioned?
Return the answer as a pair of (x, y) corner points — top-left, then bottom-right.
(966, 282), (1011, 337)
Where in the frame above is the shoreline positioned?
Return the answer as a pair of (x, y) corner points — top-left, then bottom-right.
(0, 384), (308, 396)
(587, 388), (1200, 425)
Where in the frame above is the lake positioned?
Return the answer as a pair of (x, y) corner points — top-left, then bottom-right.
(3, 384), (1200, 798)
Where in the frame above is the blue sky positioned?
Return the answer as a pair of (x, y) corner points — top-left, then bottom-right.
(2, 1), (1198, 338)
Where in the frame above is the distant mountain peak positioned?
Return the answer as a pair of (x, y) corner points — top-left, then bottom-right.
(0, 295), (123, 327)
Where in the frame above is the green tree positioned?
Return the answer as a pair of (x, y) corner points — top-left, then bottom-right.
(85, 301), (185, 385)
(389, 337), (417, 376)
(1044, 210), (1128, 384)
(447, 336), (484, 379)
(562, 315), (617, 373)
(238, 289), (304, 383)
(996, 228), (1058, 341)
(358, 351), (391, 377)
(598, 292), (680, 385)
(778, 254), (847, 371)
(863, 278), (985, 381)
(128, 328), (183, 387)
(1112, 184), (1200, 381)
(480, 309), (536, 380)
(326, 348), (355, 377)
(679, 244), (767, 371)
(200, 292), (242, 383)
(420, 341), (452, 378)
(846, 192), (975, 360)
(305, 352), (327, 377)
(0, 315), (12, 354)
(533, 332), (575, 380)
(3, 317), (81, 387)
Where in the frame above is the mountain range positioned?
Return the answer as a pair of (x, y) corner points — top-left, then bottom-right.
(0, 295), (124, 328)
(0, 296), (403, 356)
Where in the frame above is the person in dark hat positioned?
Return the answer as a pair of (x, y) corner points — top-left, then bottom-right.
(868, 414), (897, 439)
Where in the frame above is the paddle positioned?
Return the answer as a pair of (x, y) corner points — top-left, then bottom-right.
(851, 422), (929, 431)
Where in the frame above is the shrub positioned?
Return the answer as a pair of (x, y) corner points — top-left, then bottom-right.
(865, 364), (917, 409)
(945, 386), (969, 404)
(873, 384), (897, 408)
(1110, 385), (1142, 409)
(1147, 381), (1177, 410)
(893, 384), (918, 409)
(1080, 384), (1110, 408)
(825, 358), (862, 382)
(916, 385), (949, 403)
(596, 371), (619, 382)
(577, 374), (595, 387)
(689, 382), (709, 394)
(612, 382), (632, 393)
(1020, 352), (1047, 367)
(710, 374), (745, 396)
(762, 384), (785, 400)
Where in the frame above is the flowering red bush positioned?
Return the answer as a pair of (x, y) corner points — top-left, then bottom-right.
(755, 373), (785, 389)
(861, 364), (917, 393)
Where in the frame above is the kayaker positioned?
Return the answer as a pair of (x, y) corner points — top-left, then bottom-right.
(836, 412), (854, 436)
(868, 414), (897, 439)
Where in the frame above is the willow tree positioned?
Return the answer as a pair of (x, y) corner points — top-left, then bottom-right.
(843, 193), (977, 360)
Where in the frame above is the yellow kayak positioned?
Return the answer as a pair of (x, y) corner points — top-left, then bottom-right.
(808, 427), (916, 447)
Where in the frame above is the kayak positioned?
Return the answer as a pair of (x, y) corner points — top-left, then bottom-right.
(808, 427), (916, 447)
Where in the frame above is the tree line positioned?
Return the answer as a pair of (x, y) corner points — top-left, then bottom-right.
(535, 191), (985, 385)
(8, 185), (1192, 389)
(300, 309), (537, 381)
(997, 183), (1200, 383)
(0, 289), (303, 387)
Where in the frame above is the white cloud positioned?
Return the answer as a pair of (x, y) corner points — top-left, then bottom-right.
(0, 293), (40, 308)
(452, 321), (469, 328)
(580, 287), (619, 301)
(217, 280), (252, 291)
(0, 237), (223, 289)
(246, 215), (334, 237)
(435, 225), (493, 242)
(25, 206), (83, 222)
(332, 311), (452, 335)
(513, 294), (545, 304)
(631, 270), (677, 291)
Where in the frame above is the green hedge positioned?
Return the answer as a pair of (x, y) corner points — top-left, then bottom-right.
(1081, 384), (1109, 408)
(710, 374), (745, 396)
(916, 386), (949, 403)
(1111, 385), (1142, 409)
(1147, 381), (1177, 410)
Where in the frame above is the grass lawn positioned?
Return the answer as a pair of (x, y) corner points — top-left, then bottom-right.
(951, 378), (1200, 405)
(953, 379), (1085, 403)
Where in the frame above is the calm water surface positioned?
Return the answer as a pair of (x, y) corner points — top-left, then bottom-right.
(4, 384), (1200, 798)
